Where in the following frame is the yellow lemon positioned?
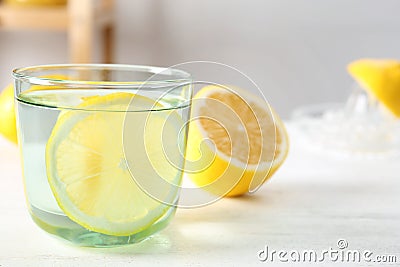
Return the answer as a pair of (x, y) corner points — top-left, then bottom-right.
(0, 74), (71, 144)
(348, 58), (400, 117)
(186, 85), (289, 197)
(5, 0), (66, 6)
(0, 84), (17, 144)
(46, 92), (183, 236)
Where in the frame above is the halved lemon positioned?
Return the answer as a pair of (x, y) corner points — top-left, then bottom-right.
(186, 85), (289, 197)
(348, 58), (400, 117)
(46, 92), (182, 236)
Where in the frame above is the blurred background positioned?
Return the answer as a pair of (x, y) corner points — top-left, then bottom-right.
(1, 0), (400, 118)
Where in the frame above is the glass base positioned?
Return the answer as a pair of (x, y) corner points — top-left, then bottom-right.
(29, 204), (176, 247)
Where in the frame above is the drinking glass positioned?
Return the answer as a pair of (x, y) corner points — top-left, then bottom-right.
(13, 64), (192, 247)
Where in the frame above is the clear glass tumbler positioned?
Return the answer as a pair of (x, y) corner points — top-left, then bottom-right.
(13, 64), (192, 247)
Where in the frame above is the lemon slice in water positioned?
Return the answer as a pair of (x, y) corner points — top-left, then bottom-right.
(46, 92), (181, 236)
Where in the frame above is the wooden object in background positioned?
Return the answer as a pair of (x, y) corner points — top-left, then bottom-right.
(0, 0), (115, 63)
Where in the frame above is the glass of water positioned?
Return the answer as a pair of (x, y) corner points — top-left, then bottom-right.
(14, 64), (192, 247)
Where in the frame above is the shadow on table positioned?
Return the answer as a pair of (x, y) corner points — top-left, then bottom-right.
(80, 191), (275, 256)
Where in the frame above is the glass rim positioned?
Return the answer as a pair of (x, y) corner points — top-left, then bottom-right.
(12, 63), (192, 88)
(14, 64), (192, 111)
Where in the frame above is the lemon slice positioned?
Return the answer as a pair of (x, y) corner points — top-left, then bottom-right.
(186, 85), (289, 197)
(348, 59), (400, 117)
(46, 92), (181, 236)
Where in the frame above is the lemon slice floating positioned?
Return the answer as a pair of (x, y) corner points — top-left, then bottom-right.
(46, 92), (181, 236)
(186, 85), (289, 197)
(348, 58), (400, 117)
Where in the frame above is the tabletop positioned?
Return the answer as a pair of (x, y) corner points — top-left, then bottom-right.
(0, 123), (399, 267)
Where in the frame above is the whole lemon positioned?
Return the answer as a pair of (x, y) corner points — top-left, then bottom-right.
(0, 74), (69, 144)
(0, 84), (18, 144)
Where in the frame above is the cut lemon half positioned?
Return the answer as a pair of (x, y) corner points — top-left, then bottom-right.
(186, 85), (289, 197)
(46, 92), (182, 236)
(348, 58), (400, 117)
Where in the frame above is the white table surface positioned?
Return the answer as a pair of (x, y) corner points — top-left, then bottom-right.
(0, 124), (399, 267)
